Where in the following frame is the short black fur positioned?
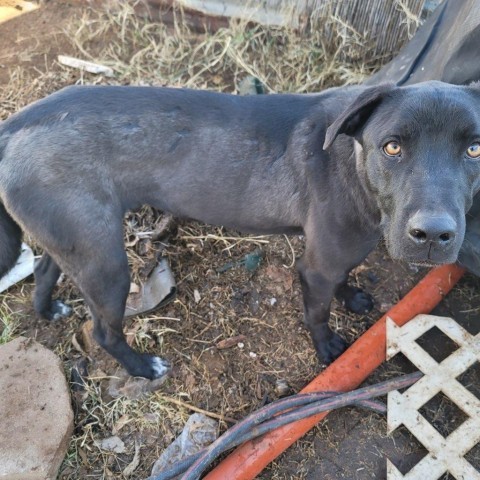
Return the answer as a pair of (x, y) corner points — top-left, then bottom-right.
(1, 81), (479, 378)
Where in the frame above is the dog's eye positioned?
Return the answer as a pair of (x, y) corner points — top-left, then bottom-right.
(383, 141), (401, 157)
(467, 142), (480, 159)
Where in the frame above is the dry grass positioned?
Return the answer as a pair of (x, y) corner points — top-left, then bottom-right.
(0, 1), (439, 479)
(73, 0), (421, 92)
(0, 300), (20, 344)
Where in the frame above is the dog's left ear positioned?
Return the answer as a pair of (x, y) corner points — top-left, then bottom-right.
(323, 83), (395, 150)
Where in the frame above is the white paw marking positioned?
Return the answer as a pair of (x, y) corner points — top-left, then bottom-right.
(51, 300), (72, 319)
(57, 303), (72, 316)
(151, 356), (171, 378)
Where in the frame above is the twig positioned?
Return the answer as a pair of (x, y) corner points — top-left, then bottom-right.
(282, 234), (296, 269)
(159, 396), (237, 424)
(179, 234), (270, 244)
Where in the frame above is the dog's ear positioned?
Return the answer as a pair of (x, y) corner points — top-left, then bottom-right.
(323, 83), (395, 150)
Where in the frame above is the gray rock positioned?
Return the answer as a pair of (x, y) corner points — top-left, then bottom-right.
(0, 336), (73, 480)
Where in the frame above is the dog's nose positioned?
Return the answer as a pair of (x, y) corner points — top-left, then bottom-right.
(407, 212), (457, 246)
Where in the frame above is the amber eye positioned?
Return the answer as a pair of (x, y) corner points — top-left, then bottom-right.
(383, 141), (401, 157)
(467, 142), (480, 159)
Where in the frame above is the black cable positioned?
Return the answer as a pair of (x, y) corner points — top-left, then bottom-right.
(147, 371), (421, 480)
(181, 371), (422, 480)
(149, 398), (385, 480)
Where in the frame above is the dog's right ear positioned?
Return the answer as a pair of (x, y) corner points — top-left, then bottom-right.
(323, 83), (395, 150)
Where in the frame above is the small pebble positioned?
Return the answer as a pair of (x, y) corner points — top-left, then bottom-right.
(275, 379), (290, 397)
(367, 271), (379, 284)
(237, 342), (245, 349)
(270, 297), (277, 306)
(249, 352), (257, 358)
(193, 289), (201, 303)
(380, 302), (394, 313)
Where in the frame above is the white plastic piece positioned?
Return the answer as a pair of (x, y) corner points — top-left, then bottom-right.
(124, 258), (176, 317)
(151, 413), (218, 476)
(57, 55), (114, 77)
(0, 243), (34, 293)
(387, 314), (480, 479)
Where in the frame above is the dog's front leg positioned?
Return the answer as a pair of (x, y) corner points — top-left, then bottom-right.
(297, 233), (375, 364)
(335, 280), (374, 315)
(297, 254), (347, 364)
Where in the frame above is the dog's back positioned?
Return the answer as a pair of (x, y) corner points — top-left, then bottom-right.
(0, 85), (353, 234)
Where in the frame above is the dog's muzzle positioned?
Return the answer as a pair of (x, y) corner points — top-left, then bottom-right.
(405, 211), (459, 263)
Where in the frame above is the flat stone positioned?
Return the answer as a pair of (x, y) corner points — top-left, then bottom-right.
(0, 336), (73, 480)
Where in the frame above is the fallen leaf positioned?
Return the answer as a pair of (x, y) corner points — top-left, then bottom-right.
(108, 370), (169, 400)
(123, 438), (141, 477)
(112, 414), (131, 435)
(71, 332), (87, 356)
(184, 372), (196, 390)
(152, 213), (176, 241)
(78, 447), (89, 466)
(265, 265), (293, 291)
(80, 320), (94, 354)
(95, 436), (125, 453)
(216, 335), (247, 350)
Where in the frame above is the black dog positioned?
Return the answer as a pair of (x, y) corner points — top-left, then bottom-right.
(1, 81), (480, 379)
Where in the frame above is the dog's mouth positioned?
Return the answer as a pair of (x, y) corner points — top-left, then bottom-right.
(387, 245), (459, 264)
(407, 260), (447, 268)
(391, 250), (459, 266)
(384, 236), (460, 266)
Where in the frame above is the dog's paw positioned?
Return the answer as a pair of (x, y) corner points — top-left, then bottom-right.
(128, 354), (172, 380)
(342, 287), (374, 315)
(315, 332), (348, 365)
(43, 300), (73, 321)
(150, 356), (171, 379)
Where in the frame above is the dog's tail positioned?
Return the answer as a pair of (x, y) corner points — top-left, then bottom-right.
(0, 202), (22, 278)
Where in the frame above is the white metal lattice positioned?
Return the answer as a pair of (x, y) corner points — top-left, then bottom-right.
(386, 314), (480, 479)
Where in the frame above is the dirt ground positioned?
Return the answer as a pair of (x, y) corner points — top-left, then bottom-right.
(1, 2), (479, 479)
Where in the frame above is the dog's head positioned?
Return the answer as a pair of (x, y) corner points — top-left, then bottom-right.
(324, 81), (480, 265)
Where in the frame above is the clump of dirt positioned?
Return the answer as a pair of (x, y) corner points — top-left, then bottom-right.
(1, 2), (479, 479)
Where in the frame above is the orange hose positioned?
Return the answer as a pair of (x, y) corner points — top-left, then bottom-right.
(205, 263), (465, 480)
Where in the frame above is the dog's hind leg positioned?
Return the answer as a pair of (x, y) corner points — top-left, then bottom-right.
(34, 253), (72, 321)
(3, 178), (169, 378)
(71, 241), (170, 380)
